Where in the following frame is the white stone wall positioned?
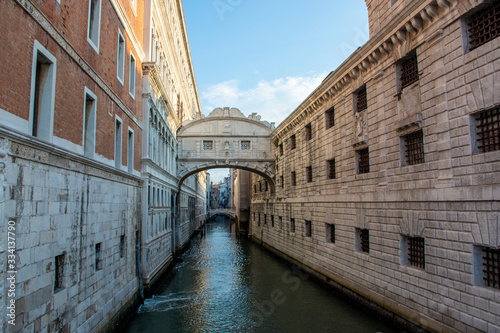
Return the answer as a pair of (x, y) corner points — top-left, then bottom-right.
(251, 1), (500, 332)
(0, 134), (141, 333)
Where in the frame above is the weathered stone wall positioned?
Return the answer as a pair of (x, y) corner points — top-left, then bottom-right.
(0, 133), (141, 333)
(251, 0), (500, 332)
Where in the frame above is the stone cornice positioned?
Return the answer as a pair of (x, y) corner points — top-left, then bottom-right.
(274, 0), (459, 140)
(143, 62), (181, 129)
(16, 0), (143, 129)
(0, 126), (143, 185)
(109, 0), (146, 61)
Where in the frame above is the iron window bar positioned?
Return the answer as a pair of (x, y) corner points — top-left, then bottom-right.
(405, 130), (425, 165)
(408, 237), (425, 269)
(482, 247), (500, 289)
(475, 108), (500, 153)
(357, 88), (367, 112)
(358, 148), (370, 174)
(468, 2), (500, 51)
(360, 229), (369, 253)
(400, 54), (419, 90)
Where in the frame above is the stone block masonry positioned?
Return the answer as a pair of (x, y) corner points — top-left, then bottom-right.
(0, 133), (142, 333)
(251, 0), (500, 332)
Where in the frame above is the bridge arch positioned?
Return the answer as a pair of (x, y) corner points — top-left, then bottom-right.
(177, 107), (276, 193)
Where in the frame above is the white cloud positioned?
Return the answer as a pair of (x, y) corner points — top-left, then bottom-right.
(201, 73), (326, 125)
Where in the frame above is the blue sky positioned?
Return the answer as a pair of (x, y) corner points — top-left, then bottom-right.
(182, 1), (369, 182)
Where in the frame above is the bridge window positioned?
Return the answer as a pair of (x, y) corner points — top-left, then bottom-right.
(241, 140), (251, 150)
(290, 134), (296, 150)
(203, 140), (213, 150)
(290, 218), (296, 233)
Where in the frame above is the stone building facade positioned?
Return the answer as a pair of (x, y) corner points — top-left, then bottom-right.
(251, 0), (500, 332)
(0, 0), (205, 332)
(139, 0), (206, 289)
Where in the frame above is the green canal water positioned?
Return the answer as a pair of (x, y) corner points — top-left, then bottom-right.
(124, 216), (401, 333)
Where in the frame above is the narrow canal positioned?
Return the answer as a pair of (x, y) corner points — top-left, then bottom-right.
(124, 216), (400, 333)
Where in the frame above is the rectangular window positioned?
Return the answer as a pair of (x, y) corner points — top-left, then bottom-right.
(475, 246), (500, 289)
(306, 166), (313, 183)
(467, 2), (500, 52)
(305, 220), (312, 237)
(279, 143), (284, 156)
(407, 237), (425, 269)
(203, 140), (214, 150)
(128, 129), (134, 173)
(290, 134), (296, 150)
(357, 148), (370, 174)
(356, 86), (367, 112)
(119, 235), (125, 258)
(258, 213), (261, 226)
(326, 224), (335, 243)
(325, 107), (335, 129)
(356, 228), (369, 253)
(305, 123), (312, 141)
(280, 175), (284, 188)
(290, 218), (296, 233)
(265, 181), (269, 192)
(259, 181), (262, 192)
(327, 159), (336, 179)
(54, 254), (65, 291)
(399, 52), (419, 90)
(254, 184), (257, 194)
(241, 140), (251, 150)
(117, 30), (125, 83)
(129, 54), (136, 98)
(87, 0), (101, 52)
(473, 108), (500, 153)
(31, 41), (57, 142)
(95, 242), (102, 271)
(264, 214), (267, 225)
(291, 171), (296, 186)
(403, 130), (424, 165)
(115, 118), (123, 168)
(83, 88), (96, 158)
(278, 216), (283, 230)
(271, 215), (275, 228)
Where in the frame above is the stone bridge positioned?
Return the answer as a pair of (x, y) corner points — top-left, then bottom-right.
(207, 209), (237, 220)
(177, 107), (276, 192)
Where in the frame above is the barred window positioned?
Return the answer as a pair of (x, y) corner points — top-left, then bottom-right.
(306, 166), (313, 183)
(305, 220), (312, 237)
(326, 224), (335, 243)
(357, 228), (369, 253)
(325, 107), (335, 129)
(291, 171), (296, 186)
(327, 159), (336, 179)
(203, 140), (213, 150)
(467, 2), (500, 51)
(474, 108), (500, 153)
(356, 86), (367, 112)
(290, 218), (296, 233)
(403, 130), (425, 165)
(481, 247), (500, 289)
(241, 140), (251, 150)
(305, 123), (312, 141)
(279, 143), (284, 156)
(408, 237), (425, 269)
(400, 52), (419, 90)
(290, 135), (296, 150)
(357, 148), (370, 174)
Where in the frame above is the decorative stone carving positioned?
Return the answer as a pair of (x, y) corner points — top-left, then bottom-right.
(400, 211), (424, 237)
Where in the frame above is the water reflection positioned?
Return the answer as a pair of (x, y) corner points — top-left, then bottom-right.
(125, 216), (399, 333)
